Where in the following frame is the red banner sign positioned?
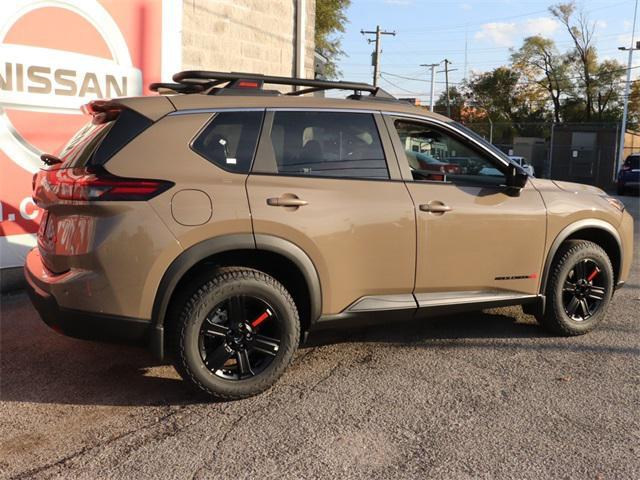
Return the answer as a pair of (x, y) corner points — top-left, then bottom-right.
(0, 0), (179, 268)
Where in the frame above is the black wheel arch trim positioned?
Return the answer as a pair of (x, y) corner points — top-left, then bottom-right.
(539, 219), (622, 295)
(253, 233), (323, 324)
(150, 233), (322, 359)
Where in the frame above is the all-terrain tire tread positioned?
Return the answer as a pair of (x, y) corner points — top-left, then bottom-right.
(541, 239), (613, 336)
(172, 267), (299, 400)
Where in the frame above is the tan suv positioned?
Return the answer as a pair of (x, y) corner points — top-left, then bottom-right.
(25, 71), (634, 399)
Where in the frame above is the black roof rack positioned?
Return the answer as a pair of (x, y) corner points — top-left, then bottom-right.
(150, 71), (397, 101)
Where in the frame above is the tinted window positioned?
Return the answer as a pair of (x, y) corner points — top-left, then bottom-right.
(93, 109), (152, 165)
(394, 120), (506, 186)
(58, 108), (153, 168)
(625, 155), (640, 169)
(262, 111), (388, 180)
(58, 121), (112, 168)
(192, 111), (264, 173)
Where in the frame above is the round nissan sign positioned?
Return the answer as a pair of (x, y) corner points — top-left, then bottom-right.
(0, 0), (143, 174)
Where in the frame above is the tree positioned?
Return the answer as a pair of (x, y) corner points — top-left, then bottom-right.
(592, 59), (626, 120)
(512, 36), (572, 123)
(550, 2), (598, 120)
(628, 80), (640, 129)
(434, 86), (465, 121)
(315, 0), (351, 79)
(466, 67), (521, 123)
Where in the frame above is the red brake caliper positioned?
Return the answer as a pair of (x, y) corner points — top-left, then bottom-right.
(587, 267), (601, 282)
(250, 309), (273, 328)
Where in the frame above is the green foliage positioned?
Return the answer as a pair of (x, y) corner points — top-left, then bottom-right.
(435, 86), (465, 121)
(628, 81), (640, 129)
(466, 67), (521, 122)
(512, 36), (572, 123)
(456, 0), (628, 134)
(549, 1), (599, 120)
(593, 59), (626, 120)
(315, 0), (351, 78)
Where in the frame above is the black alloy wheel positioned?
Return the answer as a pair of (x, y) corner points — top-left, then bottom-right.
(561, 258), (607, 321)
(199, 295), (282, 380)
(540, 239), (613, 336)
(173, 267), (300, 400)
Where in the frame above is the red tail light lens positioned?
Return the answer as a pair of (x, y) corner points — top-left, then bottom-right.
(34, 167), (173, 202)
(622, 163), (632, 171)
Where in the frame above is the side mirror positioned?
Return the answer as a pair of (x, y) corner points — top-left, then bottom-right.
(505, 165), (528, 193)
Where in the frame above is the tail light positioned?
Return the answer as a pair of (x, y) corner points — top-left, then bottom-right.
(33, 167), (173, 202)
(622, 163), (632, 171)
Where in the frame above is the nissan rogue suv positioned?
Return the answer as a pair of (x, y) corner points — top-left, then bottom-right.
(25, 71), (634, 400)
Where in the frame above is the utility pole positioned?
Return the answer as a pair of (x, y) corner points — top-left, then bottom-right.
(361, 26), (396, 87)
(421, 63), (439, 112)
(464, 25), (469, 80)
(617, 0), (639, 176)
(437, 59), (457, 118)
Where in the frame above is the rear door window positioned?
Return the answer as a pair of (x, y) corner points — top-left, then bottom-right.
(256, 111), (389, 180)
(192, 111), (264, 173)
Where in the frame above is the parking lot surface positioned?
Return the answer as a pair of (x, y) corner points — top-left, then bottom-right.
(1, 196), (638, 480)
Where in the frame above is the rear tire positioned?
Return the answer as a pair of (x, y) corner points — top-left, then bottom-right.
(540, 240), (613, 336)
(172, 267), (300, 400)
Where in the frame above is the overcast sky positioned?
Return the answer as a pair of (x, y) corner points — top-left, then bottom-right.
(337, 0), (639, 101)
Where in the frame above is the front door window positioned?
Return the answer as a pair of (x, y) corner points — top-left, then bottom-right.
(394, 120), (506, 186)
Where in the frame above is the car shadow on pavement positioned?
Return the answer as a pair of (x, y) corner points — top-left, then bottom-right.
(0, 338), (207, 407)
(2, 306), (637, 407)
(304, 308), (640, 355)
(305, 309), (547, 348)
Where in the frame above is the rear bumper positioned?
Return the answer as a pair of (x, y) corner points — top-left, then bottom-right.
(619, 174), (640, 187)
(620, 180), (640, 187)
(24, 248), (152, 345)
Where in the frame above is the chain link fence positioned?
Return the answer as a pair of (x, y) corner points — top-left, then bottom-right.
(463, 121), (634, 191)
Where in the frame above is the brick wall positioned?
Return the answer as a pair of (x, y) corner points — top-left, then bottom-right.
(182, 0), (316, 80)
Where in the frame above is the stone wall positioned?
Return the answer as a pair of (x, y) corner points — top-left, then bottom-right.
(182, 0), (316, 80)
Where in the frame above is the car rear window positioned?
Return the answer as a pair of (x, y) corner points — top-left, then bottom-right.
(191, 111), (264, 173)
(58, 108), (152, 168)
(625, 155), (640, 169)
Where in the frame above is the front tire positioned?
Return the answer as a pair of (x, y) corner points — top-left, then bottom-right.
(173, 267), (300, 400)
(540, 240), (613, 336)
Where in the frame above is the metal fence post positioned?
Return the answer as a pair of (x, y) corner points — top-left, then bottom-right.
(548, 123), (556, 179)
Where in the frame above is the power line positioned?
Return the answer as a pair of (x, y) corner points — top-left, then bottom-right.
(380, 64), (640, 87)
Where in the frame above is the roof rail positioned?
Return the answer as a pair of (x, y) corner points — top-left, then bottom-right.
(150, 71), (397, 100)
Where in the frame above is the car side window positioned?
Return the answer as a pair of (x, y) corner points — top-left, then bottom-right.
(192, 111), (264, 173)
(260, 111), (389, 180)
(393, 119), (506, 186)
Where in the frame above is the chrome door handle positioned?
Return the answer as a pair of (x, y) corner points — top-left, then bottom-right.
(419, 202), (452, 213)
(266, 196), (308, 207)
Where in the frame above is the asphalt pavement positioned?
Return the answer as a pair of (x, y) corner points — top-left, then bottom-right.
(1, 196), (639, 480)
